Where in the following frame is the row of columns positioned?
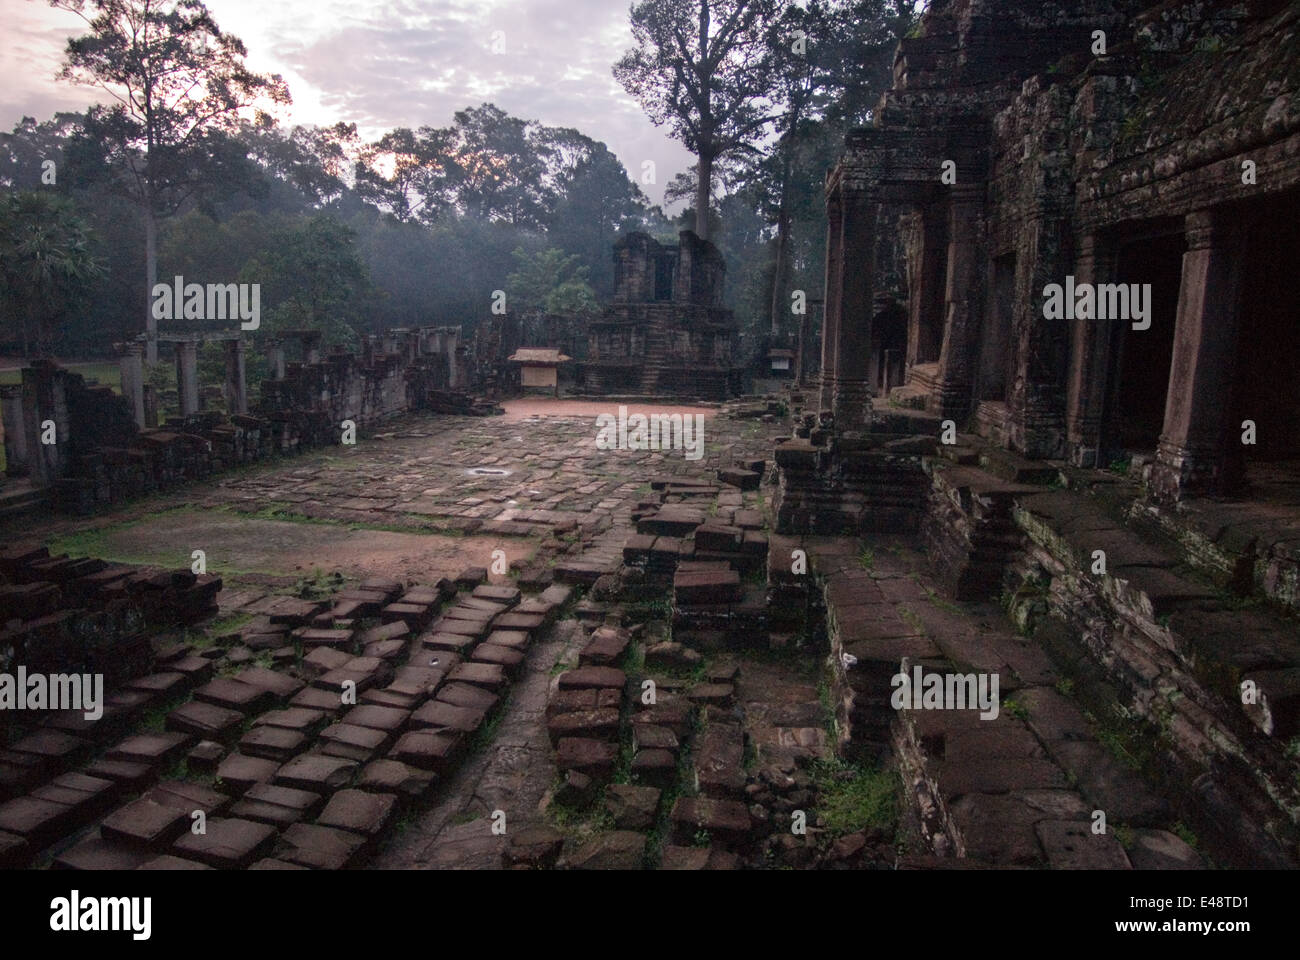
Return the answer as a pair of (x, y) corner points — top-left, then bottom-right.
(817, 166), (1245, 501)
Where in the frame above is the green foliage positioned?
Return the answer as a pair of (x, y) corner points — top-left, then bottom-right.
(810, 758), (898, 837)
(506, 247), (598, 317)
(0, 192), (105, 354)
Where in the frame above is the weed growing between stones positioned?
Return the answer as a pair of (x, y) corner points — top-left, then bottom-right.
(808, 757), (898, 838)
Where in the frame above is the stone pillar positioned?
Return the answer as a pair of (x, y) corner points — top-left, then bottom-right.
(446, 331), (460, 389)
(176, 341), (200, 417)
(1065, 234), (1118, 467)
(21, 363), (65, 487)
(267, 339), (286, 380)
(224, 339), (248, 416)
(818, 194), (844, 417)
(1, 384), (28, 476)
(119, 342), (146, 429)
(931, 184), (983, 419)
(1151, 210), (1244, 501)
(830, 190), (880, 434)
(907, 203), (947, 368)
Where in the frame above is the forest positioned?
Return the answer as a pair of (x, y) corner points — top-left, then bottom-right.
(0, 0), (917, 370)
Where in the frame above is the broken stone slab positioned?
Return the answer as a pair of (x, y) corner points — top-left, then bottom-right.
(503, 825), (564, 868)
(52, 838), (152, 871)
(411, 700), (486, 735)
(193, 677), (276, 715)
(1126, 828), (1204, 870)
(659, 844), (741, 870)
(630, 748), (677, 788)
(1035, 819), (1132, 870)
(237, 725), (308, 763)
(234, 666), (305, 701)
(215, 753), (281, 796)
(471, 643), (526, 675)
(316, 788), (397, 838)
(390, 730), (461, 773)
(670, 796), (753, 846)
(546, 708), (621, 746)
(604, 784), (661, 831)
(446, 661), (507, 692)
(436, 682), (500, 713)
(644, 641), (704, 671)
(341, 704), (412, 735)
(136, 854), (213, 870)
(317, 723), (390, 763)
(277, 822), (368, 870)
(148, 780), (228, 817)
(546, 687), (622, 718)
(229, 782), (324, 828)
(557, 665), (626, 691)
(472, 583), (521, 607)
(555, 737), (618, 780)
(673, 567), (742, 605)
(717, 468), (760, 490)
(273, 755), (358, 794)
(565, 830), (646, 870)
(100, 797), (190, 850)
(172, 817), (277, 869)
(357, 759), (435, 799)
(580, 625), (630, 667)
(105, 732), (192, 768)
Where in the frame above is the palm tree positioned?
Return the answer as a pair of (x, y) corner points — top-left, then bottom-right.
(0, 192), (104, 357)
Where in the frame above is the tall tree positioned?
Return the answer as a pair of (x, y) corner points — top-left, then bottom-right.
(0, 192), (105, 356)
(52, 0), (290, 362)
(614, 0), (784, 241)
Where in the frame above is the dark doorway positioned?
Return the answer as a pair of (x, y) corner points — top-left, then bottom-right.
(1233, 190), (1300, 464)
(978, 253), (1016, 401)
(1106, 232), (1184, 455)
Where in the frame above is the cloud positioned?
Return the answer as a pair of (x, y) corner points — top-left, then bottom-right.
(0, 0), (696, 206)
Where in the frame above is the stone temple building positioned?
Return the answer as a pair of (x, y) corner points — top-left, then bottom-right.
(775, 0), (1300, 866)
(807, 0), (1298, 500)
(580, 231), (746, 399)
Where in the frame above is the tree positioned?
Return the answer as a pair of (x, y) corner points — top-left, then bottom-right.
(0, 192), (105, 356)
(52, 0), (290, 362)
(614, 0), (784, 240)
(239, 215), (371, 349)
(506, 247), (596, 316)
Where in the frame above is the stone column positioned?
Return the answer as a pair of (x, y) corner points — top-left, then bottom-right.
(1151, 209), (1244, 501)
(119, 342), (146, 429)
(224, 339), (248, 415)
(176, 341), (200, 417)
(267, 339), (286, 380)
(907, 203), (947, 368)
(1, 384), (28, 476)
(1065, 234), (1118, 467)
(830, 190), (880, 434)
(931, 184), (983, 419)
(446, 331), (460, 389)
(818, 193), (844, 417)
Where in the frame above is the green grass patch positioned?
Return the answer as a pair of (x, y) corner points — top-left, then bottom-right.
(809, 758), (898, 837)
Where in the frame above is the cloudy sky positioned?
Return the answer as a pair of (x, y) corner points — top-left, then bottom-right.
(1, 0), (697, 206)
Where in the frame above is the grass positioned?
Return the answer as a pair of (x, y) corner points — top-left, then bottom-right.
(1001, 697), (1029, 721)
(809, 757), (898, 837)
(858, 546), (875, 571)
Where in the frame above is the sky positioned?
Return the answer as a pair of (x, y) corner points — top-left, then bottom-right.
(0, 0), (698, 207)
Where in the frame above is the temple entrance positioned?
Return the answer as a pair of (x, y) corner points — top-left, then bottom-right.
(977, 253), (1016, 401)
(1105, 231), (1183, 458)
(1233, 190), (1300, 466)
